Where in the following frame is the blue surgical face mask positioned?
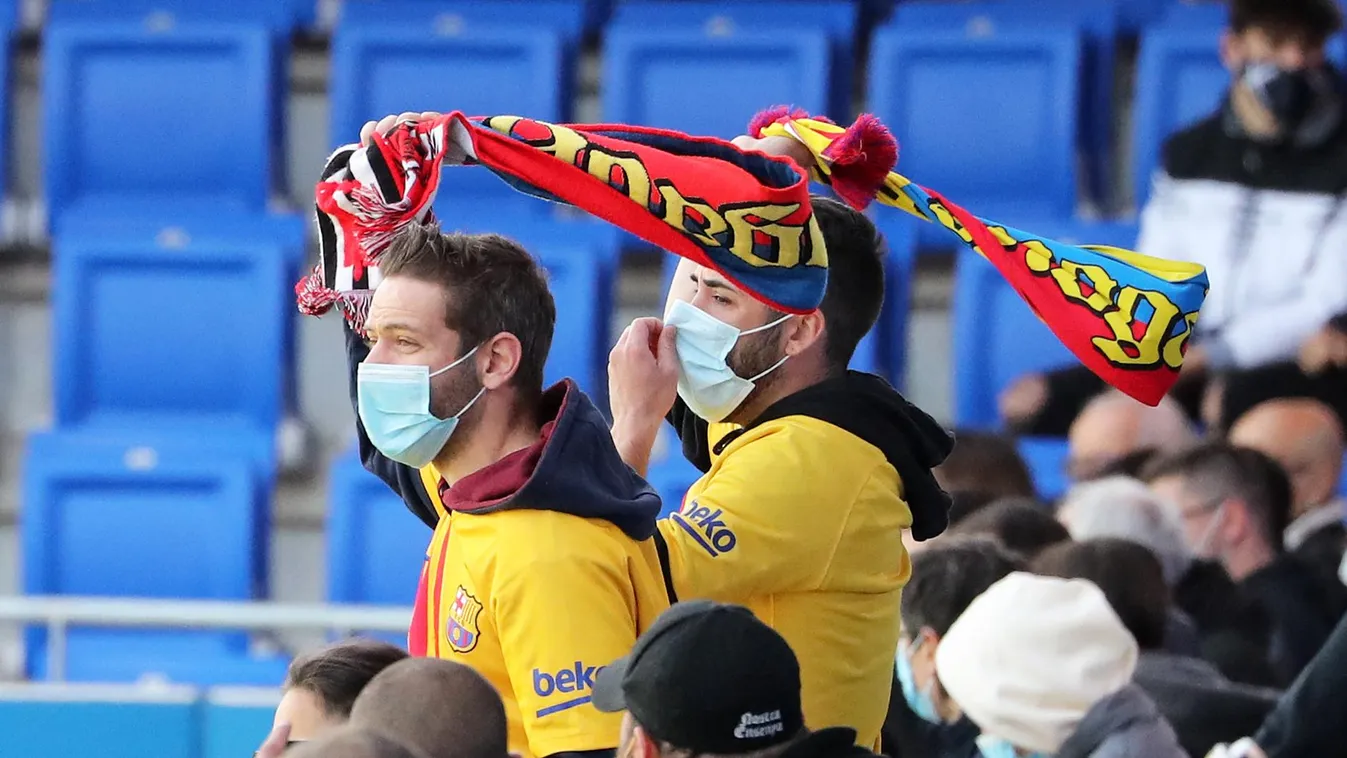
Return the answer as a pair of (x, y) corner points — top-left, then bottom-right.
(896, 636), (942, 724)
(664, 299), (791, 423)
(976, 735), (1049, 758)
(357, 346), (485, 468)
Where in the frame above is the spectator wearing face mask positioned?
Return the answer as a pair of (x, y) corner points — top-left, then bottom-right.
(885, 536), (1024, 758)
(1000, 0), (1347, 437)
(1032, 539), (1281, 758)
(936, 573), (1185, 758)
(1145, 443), (1347, 685)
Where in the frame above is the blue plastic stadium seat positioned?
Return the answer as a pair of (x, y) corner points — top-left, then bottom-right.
(0, 692), (199, 758)
(890, 1), (1116, 210)
(43, 20), (278, 228)
(611, 1), (856, 118)
(1016, 436), (1071, 503)
(868, 27), (1082, 248)
(339, 0), (590, 42)
(202, 693), (286, 758)
(328, 449), (432, 607)
(51, 229), (291, 448)
(330, 22), (567, 220)
(603, 27), (831, 141)
(646, 427), (704, 518)
(22, 432), (267, 682)
(1132, 25), (1227, 207)
(952, 218), (1139, 429)
(46, 0), (315, 29)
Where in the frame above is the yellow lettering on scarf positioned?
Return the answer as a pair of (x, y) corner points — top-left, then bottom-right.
(723, 204), (824, 269)
(927, 201), (975, 247)
(655, 184), (728, 247)
(1162, 312), (1201, 370)
(987, 223), (1196, 371)
(587, 149), (652, 209)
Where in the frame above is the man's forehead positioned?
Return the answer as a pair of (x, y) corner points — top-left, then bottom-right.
(367, 277), (447, 331)
(693, 265), (745, 294)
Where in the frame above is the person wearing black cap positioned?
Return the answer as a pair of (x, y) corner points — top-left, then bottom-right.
(593, 600), (876, 758)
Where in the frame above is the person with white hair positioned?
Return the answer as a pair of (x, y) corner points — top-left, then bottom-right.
(935, 572), (1185, 758)
(1066, 392), (1199, 482)
(1058, 476), (1203, 655)
(1058, 476), (1194, 586)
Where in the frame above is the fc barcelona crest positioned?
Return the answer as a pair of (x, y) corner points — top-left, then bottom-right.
(445, 586), (483, 654)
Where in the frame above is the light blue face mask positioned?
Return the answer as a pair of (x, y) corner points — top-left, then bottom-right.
(976, 735), (1050, 758)
(357, 346), (485, 468)
(663, 299), (791, 423)
(896, 636), (942, 724)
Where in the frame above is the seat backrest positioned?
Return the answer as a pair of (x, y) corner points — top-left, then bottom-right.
(953, 248), (1078, 429)
(52, 230), (289, 432)
(868, 27), (1082, 222)
(339, 0), (588, 41)
(22, 435), (259, 599)
(1132, 25), (1226, 207)
(329, 24), (566, 214)
(46, 0), (313, 29)
(328, 449), (432, 605)
(603, 27), (831, 140)
(612, 0), (856, 40)
(42, 21), (276, 227)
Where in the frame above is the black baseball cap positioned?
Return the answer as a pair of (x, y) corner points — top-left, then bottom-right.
(592, 600), (804, 754)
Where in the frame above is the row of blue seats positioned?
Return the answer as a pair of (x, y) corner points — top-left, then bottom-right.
(28, 0), (1264, 235)
(23, 0), (1244, 36)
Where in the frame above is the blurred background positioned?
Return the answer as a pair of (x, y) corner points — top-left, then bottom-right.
(0, 0), (1334, 755)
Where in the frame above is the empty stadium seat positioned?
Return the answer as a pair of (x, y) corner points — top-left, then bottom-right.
(0, 689), (200, 758)
(51, 228), (292, 446)
(889, 1), (1116, 210)
(46, 0), (315, 29)
(868, 27), (1082, 248)
(1016, 436), (1070, 502)
(646, 427), (703, 518)
(1132, 25), (1226, 207)
(603, 27), (831, 141)
(951, 218), (1141, 429)
(330, 22), (568, 220)
(328, 449), (432, 607)
(339, 0), (590, 42)
(202, 690), (285, 758)
(611, 0), (856, 118)
(43, 20), (279, 228)
(22, 432), (270, 682)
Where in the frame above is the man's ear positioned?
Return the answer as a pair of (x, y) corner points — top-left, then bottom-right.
(633, 724), (663, 758)
(479, 332), (523, 390)
(782, 309), (825, 358)
(1220, 30), (1244, 72)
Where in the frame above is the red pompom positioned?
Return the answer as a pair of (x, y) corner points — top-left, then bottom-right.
(820, 113), (899, 211)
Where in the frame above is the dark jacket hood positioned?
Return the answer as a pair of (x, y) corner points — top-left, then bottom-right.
(779, 728), (878, 758)
(1056, 684), (1184, 758)
(440, 380), (661, 540)
(728, 371), (955, 540)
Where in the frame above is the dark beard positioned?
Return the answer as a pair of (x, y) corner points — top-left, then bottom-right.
(429, 361), (483, 422)
(724, 322), (786, 420)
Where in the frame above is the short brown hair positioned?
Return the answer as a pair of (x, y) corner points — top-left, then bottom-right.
(1230, 0), (1342, 39)
(1032, 539), (1169, 651)
(811, 196), (886, 371)
(351, 658), (509, 758)
(285, 639), (409, 719)
(380, 223), (556, 395)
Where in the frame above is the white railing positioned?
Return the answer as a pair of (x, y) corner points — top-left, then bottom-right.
(0, 595), (413, 682)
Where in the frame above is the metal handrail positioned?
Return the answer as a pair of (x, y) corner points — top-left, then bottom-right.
(0, 595), (412, 681)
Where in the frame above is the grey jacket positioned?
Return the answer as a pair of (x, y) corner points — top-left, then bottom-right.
(1055, 684), (1188, 758)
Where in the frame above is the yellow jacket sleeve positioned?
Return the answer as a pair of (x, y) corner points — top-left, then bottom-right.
(657, 422), (864, 601)
(491, 550), (637, 757)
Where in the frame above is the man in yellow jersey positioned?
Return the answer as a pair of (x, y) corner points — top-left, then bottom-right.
(348, 220), (669, 758)
(608, 139), (955, 747)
